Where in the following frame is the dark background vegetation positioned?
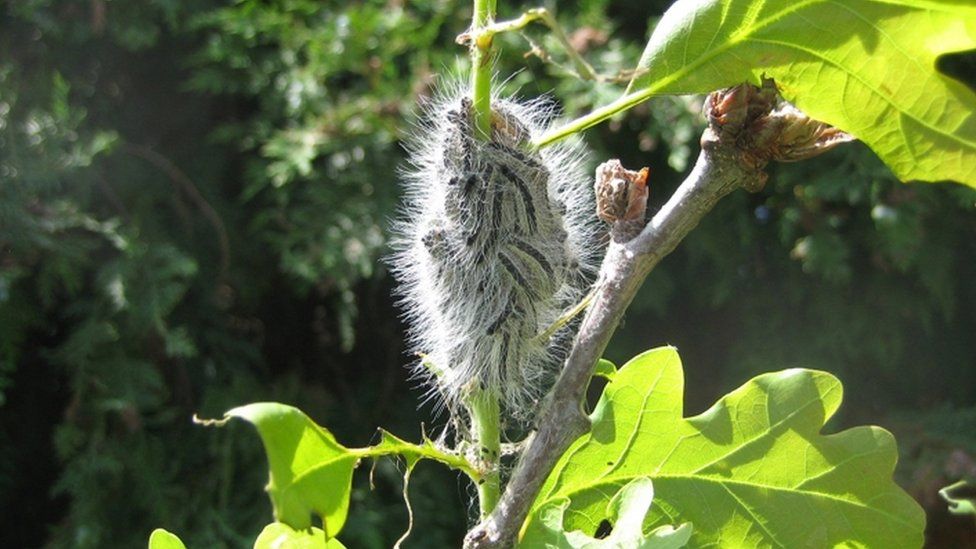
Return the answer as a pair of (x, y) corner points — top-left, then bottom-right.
(1, 0), (974, 547)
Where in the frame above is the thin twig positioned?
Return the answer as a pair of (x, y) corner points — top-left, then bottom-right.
(462, 7), (637, 84)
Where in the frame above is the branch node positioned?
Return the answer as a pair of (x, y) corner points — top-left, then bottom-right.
(703, 77), (853, 193)
(594, 159), (650, 241)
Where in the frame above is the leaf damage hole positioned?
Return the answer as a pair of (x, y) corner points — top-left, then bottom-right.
(594, 519), (613, 539)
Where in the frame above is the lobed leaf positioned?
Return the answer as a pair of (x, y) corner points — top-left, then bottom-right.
(627, 0), (976, 186)
(521, 477), (693, 548)
(526, 347), (926, 547)
(215, 402), (477, 541)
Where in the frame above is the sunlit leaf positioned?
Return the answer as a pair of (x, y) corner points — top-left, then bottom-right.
(226, 403), (359, 538)
(148, 528), (187, 549)
(522, 477), (693, 548)
(526, 347), (926, 547)
(212, 403), (477, 540)
(627, 0), (976, 186)
(253, 522), (347, 549)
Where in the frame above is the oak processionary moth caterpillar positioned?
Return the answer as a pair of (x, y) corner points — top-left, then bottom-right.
(392, 83), (600, 421)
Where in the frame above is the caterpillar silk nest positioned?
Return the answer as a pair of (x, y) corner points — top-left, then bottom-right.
(392, 86), (599, 421)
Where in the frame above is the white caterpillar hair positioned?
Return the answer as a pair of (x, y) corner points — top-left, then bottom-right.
(391, 81), (600, 421)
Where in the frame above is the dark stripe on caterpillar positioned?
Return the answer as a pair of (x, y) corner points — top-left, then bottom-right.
(486, 303), (511, 335)
(498, 333), (511, 375)
(447, 102), (474, 172)
(491, 181), (505, 230)
(510, 238), (553, 274)
(498, 164), (538, 233)
(461, 172), (478, 196)
(499, 251), (533, 297)
(393, 89), (599, 421)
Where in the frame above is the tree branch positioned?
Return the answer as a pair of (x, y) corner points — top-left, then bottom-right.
(463, 79), (827, 548)
(120, 143), (232, 285)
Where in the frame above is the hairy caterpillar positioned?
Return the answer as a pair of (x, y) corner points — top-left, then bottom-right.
(391, 83), (600, 420)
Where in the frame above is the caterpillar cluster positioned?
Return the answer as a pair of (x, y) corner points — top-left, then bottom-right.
(391, 84), (600, 421)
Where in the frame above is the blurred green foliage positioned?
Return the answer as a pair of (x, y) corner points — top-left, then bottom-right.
(0, 0), (974, 547)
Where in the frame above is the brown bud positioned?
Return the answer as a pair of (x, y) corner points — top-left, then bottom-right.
(594, 159), (650, 224)
(703, 77), (854, 192)
(766, 103), (854, 162)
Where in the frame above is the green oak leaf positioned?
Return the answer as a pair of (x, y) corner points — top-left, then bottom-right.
(254, 522), (347, 549)
(526, 347), (926, 547)
(148, 529), (187, 549)
(522, 477), (693, 548)
(212, 402), (476, 540)
(626, 0), (976, 187)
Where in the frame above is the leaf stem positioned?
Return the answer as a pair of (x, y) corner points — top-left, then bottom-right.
(466, 0), (502, 520)
(468, 387), (501, 518)
(351, 431), (481, 482)
(470, 0), (497, 139)
(533, 86), (657, 148)
(532, 288), (596, 345)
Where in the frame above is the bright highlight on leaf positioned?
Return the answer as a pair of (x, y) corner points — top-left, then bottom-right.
(625, 0), (976, 187)
(254, 522), (347, 549)
(525, 347), (926, 548)
(522, 477), (693, 548)
(225, 403), (359, 538)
